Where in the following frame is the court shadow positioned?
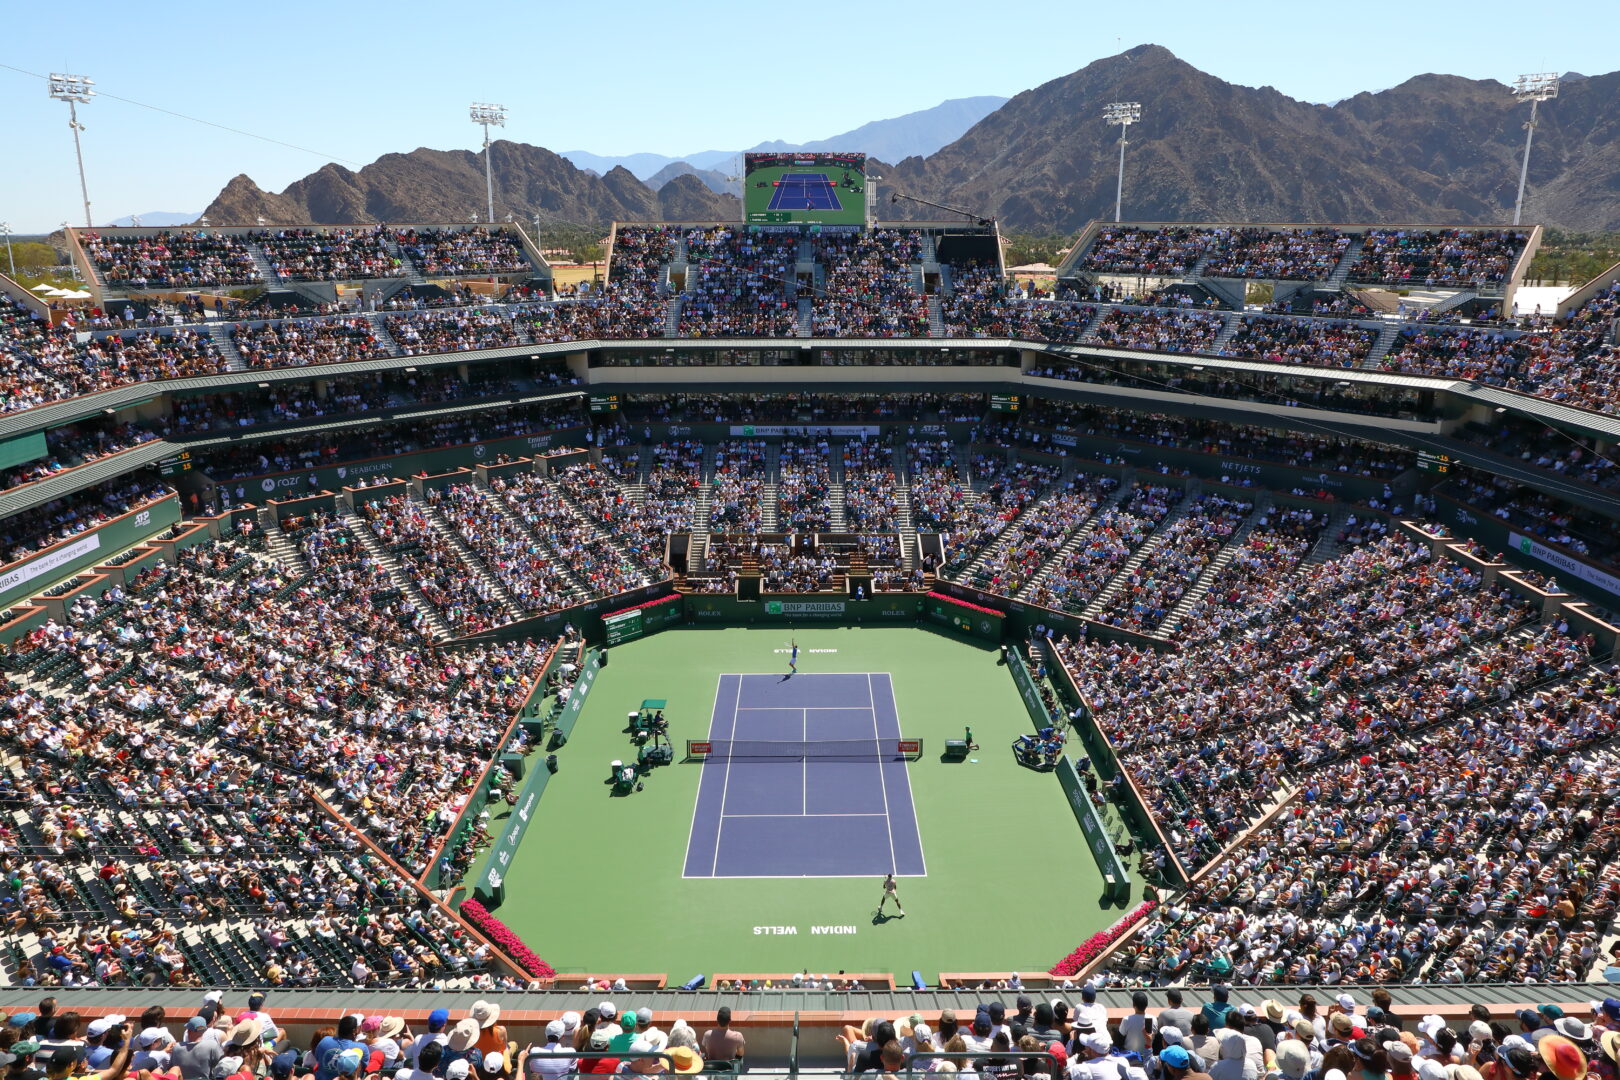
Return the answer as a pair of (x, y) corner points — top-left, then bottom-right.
(778, 673), (793, 682)
(871, 911), (904, 926)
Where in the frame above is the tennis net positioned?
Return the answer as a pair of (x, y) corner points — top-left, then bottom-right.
(686, 737), (923, 762)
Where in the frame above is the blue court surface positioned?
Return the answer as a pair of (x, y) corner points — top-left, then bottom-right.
(682, 672), (926, 878)
(766, 173), (842, 212)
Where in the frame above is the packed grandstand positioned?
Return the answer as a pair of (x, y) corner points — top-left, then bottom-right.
(3, 213), (1620, 1068)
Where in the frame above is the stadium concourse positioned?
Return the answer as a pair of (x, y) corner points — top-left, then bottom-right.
(5, 211), (1620, 1073)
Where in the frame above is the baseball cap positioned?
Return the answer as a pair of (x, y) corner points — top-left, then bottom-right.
(546, 1021), (566, 1039)
(620, 1011), (638, 1031)
(1337, 994), (1357, 1011)
(1081, 1034), (1111, 1057)
(213, 1058), (244, 1080)
(479, 1054), (507, 1076)
(0, 1053), (16, 1070)
(139, 1028), (170, 1047)
(270, 1052), (299, 1079)
(1160, 1047), (1191, 1069)
(636, 1009), (653, 1028)
(186, 1017), (208, 1034)
(561, 1013), (581, 1032)
(88, 1019), (114, 1038)
(11, 1041), (41, 1056)
(589, 1031), (611, 1050)
(598, 1002), (615, 1020)
(446, 1062), (472, 1080)
(428, 1009), (451, 1029)
(1595, 999), (1620, 1022)
(50, 1048), (79, 1072)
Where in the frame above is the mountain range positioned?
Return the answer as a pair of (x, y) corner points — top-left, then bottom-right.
(200, 48), (1620, 233)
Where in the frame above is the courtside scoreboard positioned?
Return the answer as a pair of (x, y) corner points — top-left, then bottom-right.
(989, 394), (1021, 413)
(744, 152), (867, 226)
(1417, 449), (1453, 474)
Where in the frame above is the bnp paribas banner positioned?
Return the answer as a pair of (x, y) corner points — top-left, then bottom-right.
(1509, 532), (1620, 600)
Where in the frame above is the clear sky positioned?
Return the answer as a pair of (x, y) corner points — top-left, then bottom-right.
(2, 0), (1614, 232)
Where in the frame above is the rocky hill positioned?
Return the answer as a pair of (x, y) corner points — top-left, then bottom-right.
(202, 48), (1620, 232)
(884, 45), (1620, 232)
(202, 141), (737, 226)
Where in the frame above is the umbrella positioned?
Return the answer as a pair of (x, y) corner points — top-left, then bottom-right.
(30, 283), (55, 292)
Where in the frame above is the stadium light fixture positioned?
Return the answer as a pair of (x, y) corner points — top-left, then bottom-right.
(48, 73), (96, 228)
(1510, 73), (1558, 226)
(1, 222), (13, 277)
(469, 102), (508, 223)
(1103, 101), (1142, 223)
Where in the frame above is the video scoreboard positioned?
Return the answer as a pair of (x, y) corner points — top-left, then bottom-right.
(588, 392), (621, 414)
(744, 152), (867, 226)
(1417, 449), (1454, 474)
(989, 394), (1021, 413)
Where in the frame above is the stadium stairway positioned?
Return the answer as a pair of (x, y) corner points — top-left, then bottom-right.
(261, 512), (310, 573)
(1209, 312), (1239, 352)
(338, 508), (455, 639)
(689, 445), (718, 569)
(759, 442), (781, 531)
(366, 312), (405, 356)
(547, 473), (656, 584)
(247, 244), (282, 288)
(207, 322), (248, 371)
(663, 297), (682, 338)
(382, 235), (428, 285)
(796, 296), (812, 337)
(1362, 325), (1400, 368)
(825, 447), (848, 532)
(1153, 498), (1270, 637)
(927, 296), (945, 337)
(891, 443), (920, 571)
(419, 499), (529, 620)
(1326, 235), (1365, 290)
(470, 477), (599, 600)
(1011, 486), (1131, 602)
(1075, 498), (1195, 622)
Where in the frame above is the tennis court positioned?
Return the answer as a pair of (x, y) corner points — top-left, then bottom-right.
(767, 172), (842, 211)
(683, 672), (926, 879)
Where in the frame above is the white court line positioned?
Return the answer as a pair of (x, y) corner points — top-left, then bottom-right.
(802, 707), (807, 816)
(681, 671), (724, 872)
(719, 812), (889, 818)
(710, 673), (742, 878)
(867, 672), (898, 874)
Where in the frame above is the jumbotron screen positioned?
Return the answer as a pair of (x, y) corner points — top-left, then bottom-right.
(744, 152), (867, 225)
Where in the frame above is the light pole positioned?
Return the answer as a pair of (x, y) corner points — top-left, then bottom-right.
(1103, 101), (1141, 223)
(469, 102), (508, 224)
(1, 222), (13, 277)
(48, 73), (97, 228)
(1510, 73), (1558, 226)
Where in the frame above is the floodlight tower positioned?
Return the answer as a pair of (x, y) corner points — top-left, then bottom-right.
(1, 222), (13, 277)
(469, 102), (508, 224)
(48, 73), (96, 228)
(1103, 101), (1141, 223)
(1510, 73), (1558, 226)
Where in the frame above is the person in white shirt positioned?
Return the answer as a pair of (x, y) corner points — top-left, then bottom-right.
(1119, 994), (1154, 1055)
(1073, 988), (1110, 1041)
(526, 1022), (574, 1080)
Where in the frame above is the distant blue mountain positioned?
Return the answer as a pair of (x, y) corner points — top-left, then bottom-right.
(103, 211), (198, 228)
(562, 96), (1008, 183)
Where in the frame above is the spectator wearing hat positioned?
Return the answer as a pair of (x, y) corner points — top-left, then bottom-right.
(444, 1021), (483, 1076)
(608, 1014), (641, 1056)
(700, 1010), (744, 1068)
(407, 1011), (451, 1068)
(268, 1050), (306, 1080)
(468, 1004), (512, 1065)
(1209, 1035), (1255, 1080)
(82, 1018), (126, 1071)
(476, 1051), (509, 1080)
(403, 1042), (442, 1080)
(1595, 1002), (1620, 1037)
(368, 1018), (407, 1071)
(5, 1041), (45, 1080)
(578, 1030), (616, 1075)
(1068, 1033), (1116, 1080)
(133, 1029), (176, 1074)
(1594, 1031), (1618, 1080)
(1161, 1045), (1212, 1080)
(1269, 1042), (1311, 1080)
(664, 1048), (702, 1076)
(169, 1018), (221, 1080)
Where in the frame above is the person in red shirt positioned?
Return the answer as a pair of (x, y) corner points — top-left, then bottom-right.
(577, 1030), (617, 1075)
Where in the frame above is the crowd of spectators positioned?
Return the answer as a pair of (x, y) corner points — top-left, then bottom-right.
(906, 439), (971, 533)
(811, 230), (928, 337)
(940, 268), (1097, 341)
(959, 472), (1117, 597)
(396, 228), (531, 275)
(256, 228), (404, 282)
(234, 317), (388, 369)
(489, 471), (650, 601)
(1350, 229), (1530, 288)
(1077, 226), (1214, 276)
(1220, 317), (1375, 368)
(1085, 308), (1227, 355)
(940, 457), (1061, 572)
(1093, 494), (1253, 632)
(548, 461), (671, 580)
(775, 438), (832, 531)
(843, 437), (899, 531)
(356, 493), (514, 635)
(679, 227), (797, 337)
(0, 417), (159, 493)
(758, 540), (838, 592)
(427, 483), (579, 614)
(709, 440), (768, 532)
(387, 309), (524, 356)
(82, 230), (261, 289)
(1020, 484), (1180, 612)
(0, 477), (172, 566)
(1202, 227), (1352, 281)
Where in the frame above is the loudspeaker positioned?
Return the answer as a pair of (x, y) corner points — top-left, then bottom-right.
(546, 754), (559, 773)
(548, 730), (568, 751)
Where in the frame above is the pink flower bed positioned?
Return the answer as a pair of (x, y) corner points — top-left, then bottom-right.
(459, 898), (556, 980)
(927, 591), (1004, 618)
(1048, 899), (1156, 977)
